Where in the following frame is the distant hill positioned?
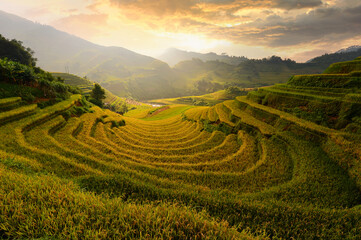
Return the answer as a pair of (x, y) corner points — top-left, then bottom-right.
(158, 48), (248, 66)
(335, 45), (361, 54)
(173, 56), (323, 91)
(307, 46), (361, 69)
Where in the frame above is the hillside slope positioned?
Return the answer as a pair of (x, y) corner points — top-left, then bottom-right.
(2, 58), (361, 239)
(249, 57), (361, 130)
(0, 10), (182, 100)
(0, 95), (255, 239)
(0, 10), (158, 73)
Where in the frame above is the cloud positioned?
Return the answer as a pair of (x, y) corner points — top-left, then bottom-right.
(106, 0), (360, 52)
(234, 5), (361, 47)
(110, 0), (196, 16)
(109, 0), (324, 18)
(274, 0), (323, 10)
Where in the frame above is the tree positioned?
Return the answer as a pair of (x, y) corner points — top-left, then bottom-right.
(118, 102), (128, 115)
(226, 86), (247, 97)
(225, 86), (239, 95)
(90, 83), (106, 107)
(0, 34), (37, 67)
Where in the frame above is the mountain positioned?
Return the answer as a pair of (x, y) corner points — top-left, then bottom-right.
(306, 45), (361, 68)
(335, 45), (361, 54)
(158, 48), (248, 66)
(0, 10), (183, 100)
(0, 10), (159, 72)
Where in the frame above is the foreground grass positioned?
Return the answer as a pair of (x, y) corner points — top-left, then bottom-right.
(0, 166), (254, 240)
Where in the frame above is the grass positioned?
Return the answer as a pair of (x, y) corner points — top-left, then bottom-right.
(0, 96), (21, 107)
(142, 105), (194, 121)
(2, 56), (361, 240)
(0, 104), (37, 125)
(124, 105), (153, 118)
(149, 89), (246, 106)
(245, 61), (361, 129)
(0, 94), (360, 239)
(52, 73), (94, 92)
(0, 166), (252, 240)
(324, 59), (361, 74)
(287, 58), (361, 88)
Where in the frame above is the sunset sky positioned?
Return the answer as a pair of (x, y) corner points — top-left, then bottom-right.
(0, 0), (360, 62)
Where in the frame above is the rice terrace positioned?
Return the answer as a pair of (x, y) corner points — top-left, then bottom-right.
(1, 1), (361, 239)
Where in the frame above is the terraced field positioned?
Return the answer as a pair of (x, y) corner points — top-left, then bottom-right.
(2, 58), (361, 239)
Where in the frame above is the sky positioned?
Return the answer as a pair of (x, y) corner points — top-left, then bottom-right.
(0, 0), (360, 62)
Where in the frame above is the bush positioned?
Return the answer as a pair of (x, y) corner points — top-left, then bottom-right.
(89, 97), (103, 108)
(0, 58), (76, 102)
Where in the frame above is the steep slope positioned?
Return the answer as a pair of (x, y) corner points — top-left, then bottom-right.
(248, 57), (361, 130)
(0, 10), (157, 73)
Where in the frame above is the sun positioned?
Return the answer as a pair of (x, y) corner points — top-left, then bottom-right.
(180, 34), (210, 51)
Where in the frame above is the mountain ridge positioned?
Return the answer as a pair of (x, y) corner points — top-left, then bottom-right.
(158, 47), (248, 66)
(335, 45), (361, 54)
(0, 10), (157, 72)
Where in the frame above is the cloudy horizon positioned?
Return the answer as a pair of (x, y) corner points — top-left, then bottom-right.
(0, 0), (360, 62)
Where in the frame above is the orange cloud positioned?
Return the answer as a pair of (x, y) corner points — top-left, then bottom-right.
(104, 0), (361, 51)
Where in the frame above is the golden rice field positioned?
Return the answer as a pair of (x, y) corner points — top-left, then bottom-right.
(2, 81), (361, 239)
